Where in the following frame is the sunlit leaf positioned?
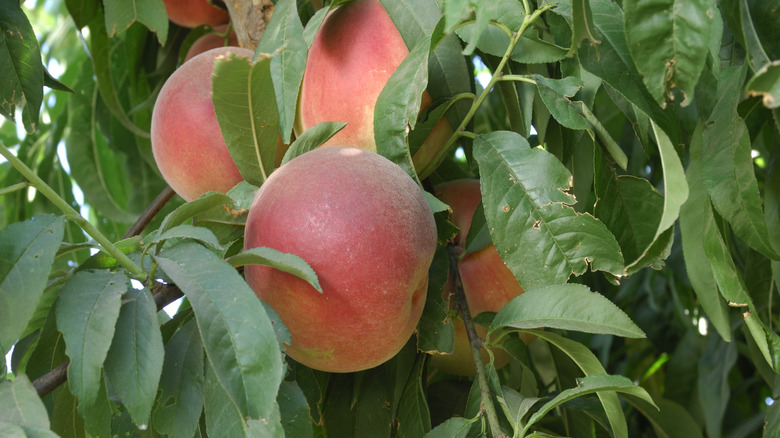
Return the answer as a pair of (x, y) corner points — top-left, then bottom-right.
(489, 284), (645, 338)
(281, 121), (346, 164)
(473, 131), (624, 289)
(0, 215), (64, 351)
(56, 270), (127, 407)
(226, 246), (321, 293)
(103, 0), (168, 45)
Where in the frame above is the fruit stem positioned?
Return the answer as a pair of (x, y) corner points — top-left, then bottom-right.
(418, 3), (557, 179)
(0, 144), (147, 280)
(447, 243), (508, 438)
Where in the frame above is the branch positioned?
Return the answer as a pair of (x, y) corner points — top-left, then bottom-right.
(446, 243), (507, 438)
(33, 282), (184, 398)
(223, 0), (275, 50)
(123, 186), (176, 239)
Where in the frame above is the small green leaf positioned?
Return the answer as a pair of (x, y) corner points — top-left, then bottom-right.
(155, 241), (283, 421)
(746, 60), (780, 109)
(213, 53), (279, 186)
(255, 0), (307, 143)
(0, 215), (64, 351)
(416, 246), (454, 354)
(697, 335), (737, 438)
(203, 361), (246, 437)
(522, 375), (657, 435)
(534, 76), (590, 130)
(65, 0), (99, 28)
(473, 131), (624, 289)
(396, 356), (431, 437)
(103, 0), (168, 45)
(423, 416), (474, 438)
(104, 286), (165, 428)
(623, 395), (703, 438)
(150, 224), (224, 251)
(0, 0), (43, 133)
(226, 246), (322, 293)
(153, 320), (204, 438)
(489, 284), (645, 338)
(56, 270), (127, 407)
(278, 381), (314, 438)
(158, 192), (233, 235)
(281, 121), (347, 165)
(703, 213), (753, 307)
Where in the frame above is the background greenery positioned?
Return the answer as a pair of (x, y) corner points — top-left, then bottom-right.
(1, 0), (779, 437)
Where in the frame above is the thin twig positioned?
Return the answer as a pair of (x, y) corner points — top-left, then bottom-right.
(33, 282), (184, 397)
(124, 186), (176, 239)
(447, 243), (507, 438)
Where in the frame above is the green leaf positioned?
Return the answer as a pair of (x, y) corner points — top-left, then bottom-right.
(396, 356), (431, 437)
(522, 375), (656, 435)
(623, 395), (704, 438)
(534, 76), (590, 130)
(56, 270), (127, 407)
(578, 0), (680, 144)
(66, 57), (136, 223)
(374, 34), (431, 181)
(0, 215), (64, 351)
(679, 123), (731, 340)
(380, 0), (472, 127)
(702, 66), (780, 260)
(0, 374), (51, 431)
(526, 330), (628, 438)
(255, 0), (307, 143)
(87, 10), (149, 138)
(281, 121), (347, 165)
(0, 0), (43, 133)
(155, 241), (283, 421)
(66, 0), (99, 29)
(746, 60), (780, 109)
(150, 224), (224, 251)
(0, 422), (25, 438)
(703, 212), (753, 307)
(489, 284), (645, 338)
(203, 361), (246, 437)
(744, 312), (780, 372)
(650, 122), (688, 239)
(473, 131), (624, 289)
(104, 286), (165, 428)
(721, 0), (771, 72)
(226, 246), (322, 293)
(158, 192), (233, 235)
(277, 380), (314, 438)
(103, 0), (168, 45)
(623, 0), (716, 106)
(423, 416), (474, 438)
(698, 334), (737, 438)
(213, 53), (280, 186)
(153, 320), (204, 438)
(416, 245), (454, 354)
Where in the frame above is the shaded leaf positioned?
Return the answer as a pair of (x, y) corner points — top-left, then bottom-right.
(702, 66), (779, 260)
(746, 60), (780, 109)
(0, 0), (43, 133)
(213, 53), (279, 186)
(226, 246), (321, 293)
(423, 416), (473, 438)
(396, 355), (431, 437)
(150, 224), (224, 251)
(489, 284), (645, 338)
(155, 241), (283, 420)
(281, 121), (347, 165)
(158, 192), (233, 235)
(473, 131), (624, 289)
(0, 215), (64, 351)
(0, 374), (51, 430)
(104, 286), (165, 427)
(277, 380), (314, 438)
(698, 334), (737, 438)
(56, 270), (127, 407)
(153, 320), (204, 438)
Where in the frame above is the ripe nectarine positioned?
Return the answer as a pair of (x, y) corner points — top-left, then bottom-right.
(243, 147), (437, 373)
(431, 179), (527, 376)
(151, 46), (253, 201)
(163, 0), (230, 28)
(295, 0), (452, 175)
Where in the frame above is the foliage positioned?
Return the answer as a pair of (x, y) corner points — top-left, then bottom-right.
(1, 0), (779, 437)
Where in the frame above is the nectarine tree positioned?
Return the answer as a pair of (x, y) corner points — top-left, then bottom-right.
(2, 0), (779, 437)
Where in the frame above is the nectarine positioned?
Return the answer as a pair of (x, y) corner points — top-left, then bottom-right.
(163, 0), (230, 28)
(430, 179), (527, 376)
(243, 147), (437, 373)
(151, 46), (253, 201)
(295, 0), (452, 175)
